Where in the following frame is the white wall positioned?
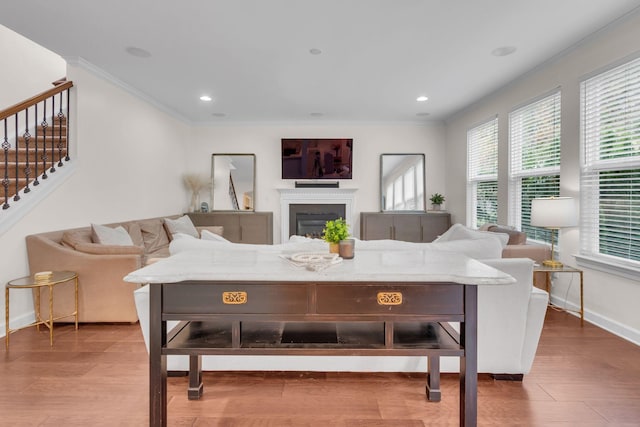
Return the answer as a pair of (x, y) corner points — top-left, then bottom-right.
(188, 123), (446, 242)
(0, 26), (67, 332)
(0, 54), (189, 333)
(445, 11), (640, 343)
(0, 23), (446, 336)
(0, 25), (66, 108)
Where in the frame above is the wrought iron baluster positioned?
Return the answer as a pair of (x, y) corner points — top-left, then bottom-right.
(33, 103), (39, 186)
(41, 99), (48, 180)
(49, 96), (56, 173)
(13, 114), (20, 202)
(0, 81), (72, 205)
(56, 91), (65, 167)
(23, 107), (31, 194)
(2, 118), (9, 209)
(65, 88), (70, 161)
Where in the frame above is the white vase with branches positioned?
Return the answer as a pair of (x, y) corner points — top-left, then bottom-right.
(183, 173), (211, 212)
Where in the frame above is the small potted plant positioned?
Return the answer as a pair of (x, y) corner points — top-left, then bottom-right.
(322, 218), (350, 254)
(430, 193), (445, 210)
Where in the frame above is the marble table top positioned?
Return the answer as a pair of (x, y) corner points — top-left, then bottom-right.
(124, 248), (515, 286)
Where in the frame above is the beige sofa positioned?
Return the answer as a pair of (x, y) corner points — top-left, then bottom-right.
(479, 224), (551, 287)
(25, 214), (191, 323)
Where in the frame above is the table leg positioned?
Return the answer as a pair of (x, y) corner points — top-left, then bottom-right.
(460, 285), (478, 427)
(35, 288), (41, 332)
(5, 287), (9, 349)
(545, 272), (550, 294)
(48, 284), (54, 347)
(74, 277), (79, 330)
(579, 271), (584, 326)
(188, 355), (203, 400)
(426, 356), (441, 401)
(149, 285), (167, 427)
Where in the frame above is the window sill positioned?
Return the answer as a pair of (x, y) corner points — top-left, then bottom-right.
(574, 254), (640, 282)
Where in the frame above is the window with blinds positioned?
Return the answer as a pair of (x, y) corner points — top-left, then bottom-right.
(580, 56), (640, 266)
(509, 91), (561, 242)
(467, 118), (498, 228)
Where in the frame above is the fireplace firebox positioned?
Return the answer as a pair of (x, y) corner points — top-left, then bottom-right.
(289, 204), (346, 238)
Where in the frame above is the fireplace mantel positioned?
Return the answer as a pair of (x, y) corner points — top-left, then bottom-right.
(278, 188), (357, 243)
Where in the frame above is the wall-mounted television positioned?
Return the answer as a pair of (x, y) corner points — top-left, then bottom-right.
(281, 138), (353, 180)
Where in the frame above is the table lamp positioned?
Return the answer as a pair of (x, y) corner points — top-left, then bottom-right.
(530, 196), (577, 268)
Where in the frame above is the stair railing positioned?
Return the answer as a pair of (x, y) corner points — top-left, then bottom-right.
(0, 80), (73, 210)
(228, 173), (239, 210)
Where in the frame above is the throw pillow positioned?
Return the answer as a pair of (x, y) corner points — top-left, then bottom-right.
(487, 225), (527, 245)
(200, 229), (231, 242)
(138, 219), (171, 253)
(164, 215), (199, 239)
(123, 222), (145, 247)
(61, 229), (92, 249)
(91, 224), (135, 246)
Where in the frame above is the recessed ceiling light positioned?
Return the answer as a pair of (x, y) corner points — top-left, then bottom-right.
(309, 112), (324, 117)
(491, 46), (517, 57)
(309, 48), (322, 55)
(200, 95), (212, 102)
(212, 113), (226, 117)
(416, 96), (429, 102)
(125, 46), (152, 58)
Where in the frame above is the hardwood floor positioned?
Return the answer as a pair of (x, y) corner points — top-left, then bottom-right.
(1, 308), (639, 426)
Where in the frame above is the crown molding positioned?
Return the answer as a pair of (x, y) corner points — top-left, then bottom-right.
(63, 56), (191, 124)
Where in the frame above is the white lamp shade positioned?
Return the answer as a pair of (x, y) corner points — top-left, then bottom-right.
(530, 197), (577, 228)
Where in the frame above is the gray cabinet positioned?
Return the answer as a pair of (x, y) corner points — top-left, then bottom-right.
(187, 212), (273, 244)
(360, 212), (450, 243)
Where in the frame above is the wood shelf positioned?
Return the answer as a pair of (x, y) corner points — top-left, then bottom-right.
(165, 320), (463, 356)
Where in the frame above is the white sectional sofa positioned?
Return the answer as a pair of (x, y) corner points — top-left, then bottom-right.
(132, 225), (549, 378)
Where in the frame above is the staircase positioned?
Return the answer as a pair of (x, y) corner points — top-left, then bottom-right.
(1, 80), (73, 209)
(4, 117), (67, 189)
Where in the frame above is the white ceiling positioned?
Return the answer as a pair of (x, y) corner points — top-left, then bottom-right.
(3, 1), (640, 124)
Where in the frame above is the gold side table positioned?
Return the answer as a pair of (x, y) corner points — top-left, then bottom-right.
(533, 264), (584, 325)
(5, 271), (78, 348)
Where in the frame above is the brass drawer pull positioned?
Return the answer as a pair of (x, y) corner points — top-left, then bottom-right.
(222, 291), (247, 305)
(377, 292), (402, 305)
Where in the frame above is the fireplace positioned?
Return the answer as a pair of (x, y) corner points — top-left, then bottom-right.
(289, 204), (346, 238)
(278, 188), (357, 243)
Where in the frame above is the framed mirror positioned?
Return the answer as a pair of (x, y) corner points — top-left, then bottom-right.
(380, 153), (425, 212)
(211, 154), (256, 211)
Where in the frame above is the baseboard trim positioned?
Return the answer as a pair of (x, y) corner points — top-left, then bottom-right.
(0, 310), (36, 339)
(549, 294), (640, 346)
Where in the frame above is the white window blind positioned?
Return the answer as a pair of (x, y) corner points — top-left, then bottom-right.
(467, 118), (498, 228)
(509, 91), (561, 242)
(580, 56), (640, 265)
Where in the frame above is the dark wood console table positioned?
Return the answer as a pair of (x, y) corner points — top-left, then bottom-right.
(127, 249), (515, 427)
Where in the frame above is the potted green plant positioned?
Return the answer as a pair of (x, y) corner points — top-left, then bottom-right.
(322, 218), (350, 253)
(430, 193), (445, 210)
